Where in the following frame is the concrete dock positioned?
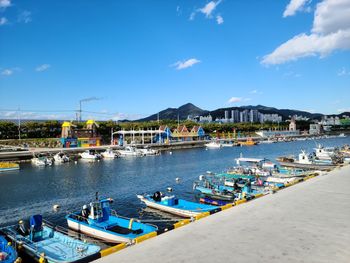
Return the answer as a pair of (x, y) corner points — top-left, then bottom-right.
(96, 165), (350, 263)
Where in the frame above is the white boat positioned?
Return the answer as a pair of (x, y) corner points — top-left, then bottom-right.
(314, 144), (336, 160)
(101, 148), (117, 158)
(53, 152), (70, 163)
(339, 133), (346, 137)
(31, 156), (52, 166)
(259, 138), (276, 144)
(205, 141), (222, 148)
(116, 146), (143, 157)
(80, 150), (102, 160)
(137, 147), (160, 156)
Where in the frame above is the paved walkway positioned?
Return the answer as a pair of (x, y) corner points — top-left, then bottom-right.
(97, 165), (350, 263)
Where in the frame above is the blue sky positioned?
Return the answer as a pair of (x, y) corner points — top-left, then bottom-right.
(0, 0), (349, 120)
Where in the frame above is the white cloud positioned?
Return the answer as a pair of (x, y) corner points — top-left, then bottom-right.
(250, 89), (258, 94)
(190, 0), (222, 23)
(262, 0), (350, 65)
(227, 97), (242, 104)
(337, 108), (350, 112)
(216, 15), (224, 25)
(18, 10), (32, 23)
(338, 67), (350, 76)
(283, 0), (310, 17)
(35, 64), (51, 72)
(171, 58), (201, 70)
(200, 0), (221, 18)
(0, 0), (11, 9)
(1, 69), (12, 75)
(0, 17), (8, 25)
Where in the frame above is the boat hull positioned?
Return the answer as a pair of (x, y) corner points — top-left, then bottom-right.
(138, 196), (215, 218)
(278, 161), (335, 171)
(67, 218), (131, 243)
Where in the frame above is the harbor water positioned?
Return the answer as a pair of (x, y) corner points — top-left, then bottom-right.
(0, 137), (349, 258)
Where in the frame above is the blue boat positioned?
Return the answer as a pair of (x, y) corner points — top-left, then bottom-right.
(1, 215), (100, 263)
(66, 197), (158, 243)
(137, 192), (217, 218)
(0, 235), (17, 263)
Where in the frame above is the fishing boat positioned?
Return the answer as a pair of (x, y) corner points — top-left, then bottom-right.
(66, 196), (157, 243)
(240, 138), (257, 146)
(193, 178), (237, 201)
(101, 148), (117, 159)
(1, 215), (100, 263)
(277, 150), (336, 170)
(0, 162), (19, 173)
(116, 146), (143, 157)
(31, 156), (53, 166)
(137, 192), (217, 218)
(0, 235), (18, 263)
(53, 152), (70, 163)
(137, 147), (160, 156)
(205, 141), (222, 148)
(80, 150), (101, 160)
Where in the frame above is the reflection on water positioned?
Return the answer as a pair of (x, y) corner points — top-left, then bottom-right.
(0, 137), (349, 229)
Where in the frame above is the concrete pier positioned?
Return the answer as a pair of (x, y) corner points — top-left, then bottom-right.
(96, 165), (350, 263)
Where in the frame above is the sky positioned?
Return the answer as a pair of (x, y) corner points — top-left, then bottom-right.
(0, 0), (350, 120)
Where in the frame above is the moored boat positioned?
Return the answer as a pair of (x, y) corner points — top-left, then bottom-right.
(137, 192), (217, 218)
(1, 215), (100, 263)
(66, 196), (157, 243)
(0, 162), (19, 173)
(205, 141), (222, 148)
(116, 146), (143, 157)
(80, 150), (102, 160)
(0, 235), (18, 263)
(277, 150), (337, 170)
(137, 147), (160, 156)
(240, 138), (258, 146)
(53, 152), (70, 163)
(31, 156), (52, 166)
(101, 148), (117, 159)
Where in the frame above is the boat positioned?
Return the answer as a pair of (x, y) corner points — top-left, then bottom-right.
(259, 138), (276, 144)
(339, 133), (346, 137)
(205, 141), (222, 148)
(0, 162), (19, 173)
(116, 146), (143, 157)
(101, 148), (117, 159)
(137, 192), (217, 218)
(0, 235), (17, 263)
(193, 177), (237, 201)
(80, 150), (102, 160)
(277, 150), (337, 170)
(31, 156), (53, 166)
(66, 196), (157, 243)
(137, 146), (160, 156)
(240, 138), (258, 146)
(314, 144), (336, 160)
(53, 152), (70, 163)
(1, 215), (100, 263)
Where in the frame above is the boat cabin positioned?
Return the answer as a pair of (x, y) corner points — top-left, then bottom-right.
(84, 198), (113, 223)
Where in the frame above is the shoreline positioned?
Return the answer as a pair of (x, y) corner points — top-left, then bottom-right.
(95, 164), (350, 263)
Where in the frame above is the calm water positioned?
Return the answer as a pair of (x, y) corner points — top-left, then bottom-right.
(1, 136), (349, 230)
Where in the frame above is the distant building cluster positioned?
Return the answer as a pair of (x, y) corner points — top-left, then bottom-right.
(188, 110), (282, 124)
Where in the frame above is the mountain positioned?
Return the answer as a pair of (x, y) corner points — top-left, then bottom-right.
(137, 103), (208, 121)
(137, 103), (349, 122)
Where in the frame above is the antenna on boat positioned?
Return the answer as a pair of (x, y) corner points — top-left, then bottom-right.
(95, 192), (99, 201)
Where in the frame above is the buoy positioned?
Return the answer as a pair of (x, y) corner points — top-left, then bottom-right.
(169, 151), (173, 155)
(15, 258), (22, 263)
(53, 204), (60, 211)
(75, 161), (78, 164)
(199, 175), (204, 181)
(175, 177), (180, 182)
(167, 187), (173, 192)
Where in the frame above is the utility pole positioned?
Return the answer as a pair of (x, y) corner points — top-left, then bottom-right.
(18, 106), (21, 140)
(78, 97), (100, 122)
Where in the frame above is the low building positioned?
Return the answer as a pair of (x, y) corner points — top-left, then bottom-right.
(255, 130), (300, 138)
(60, 120), (101, 148)
(309, 124), (323, 135)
